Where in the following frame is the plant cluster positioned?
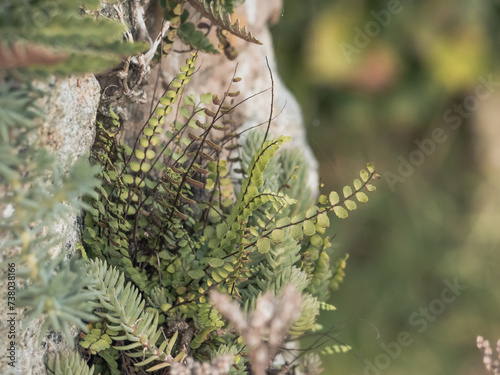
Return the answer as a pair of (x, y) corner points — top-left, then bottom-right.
(152, 0), (261, 63)
(76, 49), (379, 373)
(0, 74), (101, 345)
(0, 1), (380, 374)
(0, 0), (151, 348)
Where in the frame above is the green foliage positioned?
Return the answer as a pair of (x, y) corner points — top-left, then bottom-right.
(17, 257), (99, 345)
(206, 0), (244, 14)
(86, 259), (185, 372)
(173, 0), (252, 58)
(0, 0), (145, 75)
(158, 0), (185, 56)
(78, 51), (379, 372)
(0, 80), (101, 346)
(177, 16), (219, 54)
(320, 344), (352, 355)
(186, 0), (262, 45)
(79, 322), (113, 355)
(0, 0), (151, 352)
(160, 0), (255, 57)
(0, 2), (379, 373)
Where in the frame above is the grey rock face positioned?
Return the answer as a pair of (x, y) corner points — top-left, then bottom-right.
(37, 75), (100, 167)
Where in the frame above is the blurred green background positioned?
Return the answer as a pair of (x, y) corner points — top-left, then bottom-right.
(271, 1), (500, 374)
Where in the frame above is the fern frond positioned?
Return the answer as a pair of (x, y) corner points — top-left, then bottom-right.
(306, 251), (333, 299)
(320, 344), (352, 355)
(330, 253), (349, 291)
(241, 130), (314, 215)
(319, 301), (336, 311)
(210, 135), (291, 257)
(214, 343), (247, 374)
(191, 302), (225, 349)
(186, 0), (263, 45)
(289, 292), (320, 336)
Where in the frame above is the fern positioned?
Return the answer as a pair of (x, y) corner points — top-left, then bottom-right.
(178, 18), (219, 54)
(0, 1), (383, 374)
(191, 302), (225, 349)
(78, 71), (378, 370)
(79, 322), (113, 355)
(16, 36), (379, 373)
(158, 1), (185, 56)
(206, 0), (243, 14)
(320, 344), (352, 355)
(186, 0), (262, 45)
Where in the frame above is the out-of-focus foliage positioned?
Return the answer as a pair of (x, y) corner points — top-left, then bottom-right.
(272, 1), (500, 374)
(0, 0), (146, 349)
(0, 81), (101, 346)
(0, 0), (145, 75)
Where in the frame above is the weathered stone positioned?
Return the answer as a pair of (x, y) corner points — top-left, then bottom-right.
(37, 75), (100, 167)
